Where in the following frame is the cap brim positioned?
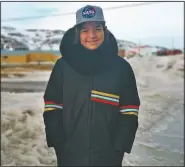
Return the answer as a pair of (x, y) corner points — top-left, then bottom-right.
(74, 20), (105, 28)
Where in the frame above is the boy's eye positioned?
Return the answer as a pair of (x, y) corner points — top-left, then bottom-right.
(96, 25), (103, 31)
(96, 27), (102, 31)
(80, 26), (103, 33)
(80, 29), (88, 33)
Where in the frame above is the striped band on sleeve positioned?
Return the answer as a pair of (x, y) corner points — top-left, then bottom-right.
(120, 105), (139, 116)
(44, 101), (63, 112)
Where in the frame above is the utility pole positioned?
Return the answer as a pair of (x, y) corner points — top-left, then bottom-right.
(171, 36), (174, 55)
(138, 39), (141, 56)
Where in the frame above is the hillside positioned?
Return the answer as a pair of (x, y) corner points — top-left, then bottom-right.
(1, 26), (136, 51)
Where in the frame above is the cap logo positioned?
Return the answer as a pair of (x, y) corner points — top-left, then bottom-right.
(82, 6), (96, 18)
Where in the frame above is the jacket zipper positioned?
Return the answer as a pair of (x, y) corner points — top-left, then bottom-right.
(88, 77), (93, 165)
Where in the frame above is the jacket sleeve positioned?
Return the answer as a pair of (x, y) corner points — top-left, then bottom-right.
(115, 61), (140, 154)
(43, 58), (64, 148)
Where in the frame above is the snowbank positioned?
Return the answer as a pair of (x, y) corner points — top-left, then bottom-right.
(1, 92), (57, 166)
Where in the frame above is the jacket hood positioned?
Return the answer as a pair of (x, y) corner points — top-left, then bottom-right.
(59, 27), (119, 76)
(60, 27), (118, 58)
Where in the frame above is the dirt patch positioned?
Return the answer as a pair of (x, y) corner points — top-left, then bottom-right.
(1, 73), (26, 78)
(1, 65), (53, 78)
(13, 74), (26, 77)
(1, 64), (54, 73)
(1, 73), (10, 78)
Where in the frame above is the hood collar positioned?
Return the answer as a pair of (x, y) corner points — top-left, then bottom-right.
(60, 27), (118, 57)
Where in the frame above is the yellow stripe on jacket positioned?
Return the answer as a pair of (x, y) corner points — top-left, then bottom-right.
(44, 108), (56, 112)
(121, 112), (138, 116)
(92, 90), (119, 99)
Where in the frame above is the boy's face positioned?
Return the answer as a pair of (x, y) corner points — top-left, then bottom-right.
(79, 21), (105, 50)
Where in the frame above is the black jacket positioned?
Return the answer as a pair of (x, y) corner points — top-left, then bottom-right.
(43, 28), (140, 166)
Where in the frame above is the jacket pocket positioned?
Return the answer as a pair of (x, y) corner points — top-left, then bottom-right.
(43, 111), (64, 147)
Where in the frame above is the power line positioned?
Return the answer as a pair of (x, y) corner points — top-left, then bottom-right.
(103, 2), (163, 10)
(2, 2), (164, 22)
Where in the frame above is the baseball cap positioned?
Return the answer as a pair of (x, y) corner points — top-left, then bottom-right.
(75, 5), (105, 27)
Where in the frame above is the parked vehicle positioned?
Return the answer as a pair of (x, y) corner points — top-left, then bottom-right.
(156, 48), (183, 56)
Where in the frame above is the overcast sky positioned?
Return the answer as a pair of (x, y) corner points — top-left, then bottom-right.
(1, 1), (184, 48)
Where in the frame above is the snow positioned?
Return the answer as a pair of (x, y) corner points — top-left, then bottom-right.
(1, 54), (184, 166)
(1, 26), (65, 51)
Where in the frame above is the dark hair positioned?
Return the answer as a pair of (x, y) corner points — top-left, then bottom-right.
(73, 21), (108, 44)
(77, 21), (106, 30)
